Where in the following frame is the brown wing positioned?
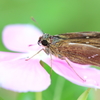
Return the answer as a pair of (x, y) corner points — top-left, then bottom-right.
(56, 32), (100, 48)
(57, 42), (100, 67)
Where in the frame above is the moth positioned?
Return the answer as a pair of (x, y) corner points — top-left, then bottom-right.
(38, 32), (100, 67)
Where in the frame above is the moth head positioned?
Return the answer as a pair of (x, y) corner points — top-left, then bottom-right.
(38, 34), (52, 46)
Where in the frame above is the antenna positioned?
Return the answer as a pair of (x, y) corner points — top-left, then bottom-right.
(31, 17), (45, 34)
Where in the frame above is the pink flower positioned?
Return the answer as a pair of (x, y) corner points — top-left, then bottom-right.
(0, 24), (100, 92)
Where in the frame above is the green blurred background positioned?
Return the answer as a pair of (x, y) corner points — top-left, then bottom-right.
(0, 0), (100, 100)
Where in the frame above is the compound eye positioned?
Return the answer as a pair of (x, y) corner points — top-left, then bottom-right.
(41, 40), (48, 46)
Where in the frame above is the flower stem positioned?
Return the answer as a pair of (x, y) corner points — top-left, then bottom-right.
(53, 76), (65, 100)
(35, 92), (42, 100)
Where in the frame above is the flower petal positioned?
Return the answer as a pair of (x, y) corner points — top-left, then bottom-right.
(0, 52), (50, 92)
(45, 57), (100, 88)
(2, 24), (43, 52)
(0, 52), (22, 61)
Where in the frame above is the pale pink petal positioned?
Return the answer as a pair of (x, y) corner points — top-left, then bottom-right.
(2, 24), (43, 52)
(45, 57), (100, 88)
(0, 52), (50, 92)
(0, 52), (22, 61)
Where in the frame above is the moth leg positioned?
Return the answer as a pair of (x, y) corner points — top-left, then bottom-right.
(48, 49), (53, 76)
(25, 49), (45, 61)
(58, 55), (65, 60)
(65, 58), (86, 82)
(58, 55), (86, 82)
